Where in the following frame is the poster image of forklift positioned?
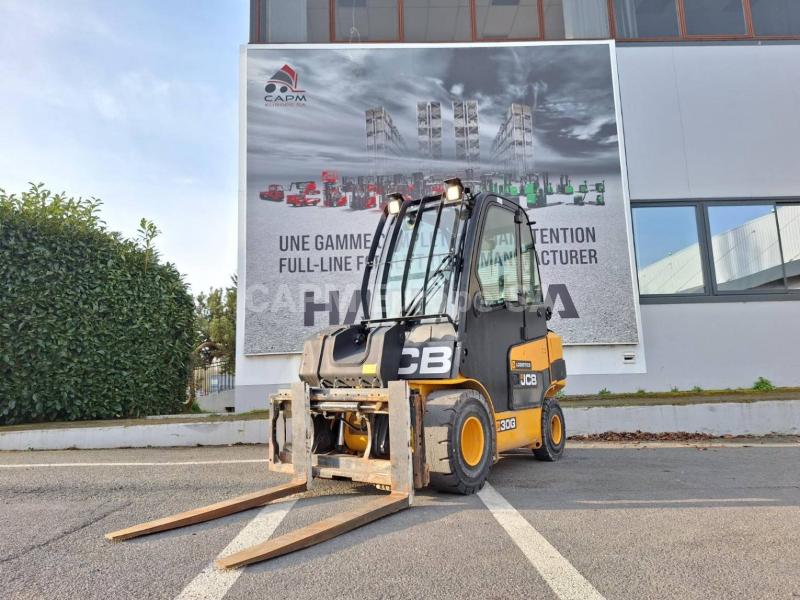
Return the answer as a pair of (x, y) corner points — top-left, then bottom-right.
(244, 42), (639, 354)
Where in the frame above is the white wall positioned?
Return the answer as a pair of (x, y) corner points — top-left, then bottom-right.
(567, 301), (800, 394)
(616, 42), (800, 200)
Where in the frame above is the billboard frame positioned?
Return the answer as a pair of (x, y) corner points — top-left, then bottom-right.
(237, 39), (646, 376)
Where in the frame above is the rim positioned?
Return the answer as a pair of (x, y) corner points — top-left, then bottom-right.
(460, 416), (485, 467)
(550, 413), (563, 445)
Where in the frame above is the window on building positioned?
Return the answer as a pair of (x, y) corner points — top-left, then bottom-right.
(475, 0), (540, 39)
(683, 0), (747, 36)
(633, 200), (800, 302)
(252, 0), (800, 43)
(476, 206), (519, 305)
(632, 206), (706, 295)
(250, 0), (261, 43)
(308, 0), (332, 42)
(403, 0), (472, 41)
(750, 0), (800, 37)
(776, 204), (800, 289)
(543, 0), (609, 39)
(614, 0), (680, 38)
(252, 0), (331, 42)
(707, 204), (784, 292)
(335, 0), (400, 42)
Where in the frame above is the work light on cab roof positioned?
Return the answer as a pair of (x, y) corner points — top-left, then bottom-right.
(386, 192), (404, 215)
(444, 177), (465, 201)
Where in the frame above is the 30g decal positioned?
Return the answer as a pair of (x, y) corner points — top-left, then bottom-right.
(497, 417), (517, 432)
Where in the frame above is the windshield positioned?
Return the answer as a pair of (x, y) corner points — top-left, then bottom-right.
(369, 201), (465, 321)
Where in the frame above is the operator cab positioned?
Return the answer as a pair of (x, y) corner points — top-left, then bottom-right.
(300, 179), (562, 414)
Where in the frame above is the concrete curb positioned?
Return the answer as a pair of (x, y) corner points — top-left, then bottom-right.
(2, 400), (798, 451)
(564, 400), (800, 436)
(0, 419), (267, 451)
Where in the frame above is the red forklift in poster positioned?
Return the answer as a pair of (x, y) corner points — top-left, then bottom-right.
(321, 171), (347, 207)
(259, 184), (284, 202)
(286, 181), (322, 207)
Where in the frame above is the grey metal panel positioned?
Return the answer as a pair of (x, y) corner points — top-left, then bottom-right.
(617, 43), (800, 200)
(567, 301), (800, 393)
(616, 46), (690, 199)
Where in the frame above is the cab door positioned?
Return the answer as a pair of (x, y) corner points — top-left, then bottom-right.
(508, 216), (550, 410)
(460, 200), (525, 412)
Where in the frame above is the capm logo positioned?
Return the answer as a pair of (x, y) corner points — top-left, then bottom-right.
(264, 64), (307, 106)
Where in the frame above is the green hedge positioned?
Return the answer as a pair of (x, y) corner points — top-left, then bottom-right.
(0, 185), (194, 425)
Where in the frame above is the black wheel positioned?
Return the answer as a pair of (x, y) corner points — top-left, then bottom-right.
(265, 83), (276, 93)
(424, 389), (494, 495)
(534, 398), (566, 462)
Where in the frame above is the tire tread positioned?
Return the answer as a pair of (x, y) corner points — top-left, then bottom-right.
(424, 389), (493, 495)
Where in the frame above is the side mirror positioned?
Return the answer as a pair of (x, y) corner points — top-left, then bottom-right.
(545, 306), (553, 321)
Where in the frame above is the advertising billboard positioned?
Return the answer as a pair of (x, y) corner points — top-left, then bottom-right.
(243, 42), (639, 355)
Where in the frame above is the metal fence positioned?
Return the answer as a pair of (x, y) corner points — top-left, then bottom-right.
(193, 362), (235, 397)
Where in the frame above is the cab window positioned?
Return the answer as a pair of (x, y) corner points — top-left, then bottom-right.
(476, 205), (519, 306)
(520, 223), (543, 303)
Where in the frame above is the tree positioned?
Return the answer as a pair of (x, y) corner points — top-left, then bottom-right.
(194, 275), (236, 372)
(0, 184), (194, 425)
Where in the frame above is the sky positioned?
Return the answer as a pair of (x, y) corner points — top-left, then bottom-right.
(0, 1), (247, 294)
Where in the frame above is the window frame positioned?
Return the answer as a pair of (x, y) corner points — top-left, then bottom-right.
(401, 0), (474, 43)
(250, 1), (800, 49)
(474, 201), (522, 308)
(748, 0), (800, 39)
(519, 218), (545, 304)
(633, 198), (800, 304)
(473, 0), (544, 42)
(704, 200), (789, 297)
(251, 0), (613, 44)
(611, 0), (684, 42)
(631, 201), (710, 298)
(332, 0), (403, 43)
(680, 0), (752, 41)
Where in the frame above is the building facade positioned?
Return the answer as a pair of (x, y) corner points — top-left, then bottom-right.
(491, 103), (535, 177)
(453, 100), (480, 166)
(236, 0), (800, 409)
(365, 106), (406, 174)
(416, 101), (443, 160)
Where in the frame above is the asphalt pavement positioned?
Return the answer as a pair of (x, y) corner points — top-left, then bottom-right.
(1, 442), (799, 600)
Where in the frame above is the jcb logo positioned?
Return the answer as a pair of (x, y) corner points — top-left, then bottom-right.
(397, 345), (453, 378)
(518, 373), (538, 387)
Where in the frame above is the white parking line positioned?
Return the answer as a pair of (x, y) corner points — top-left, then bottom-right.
(568, 441), (799, 449)
(479, 482), (606, 600)
(0, 459), (268, 469)
(575, 497), (778, 505)
(174, 500), (295, 600)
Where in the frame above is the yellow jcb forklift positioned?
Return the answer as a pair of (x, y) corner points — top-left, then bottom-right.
(106, 178), (567, 568)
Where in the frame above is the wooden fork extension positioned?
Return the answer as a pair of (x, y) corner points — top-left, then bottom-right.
(214, 492), (410, 569)
(104, 480), (307, 542)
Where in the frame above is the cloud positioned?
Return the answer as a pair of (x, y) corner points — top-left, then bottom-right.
(565, 116), (617, 141)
